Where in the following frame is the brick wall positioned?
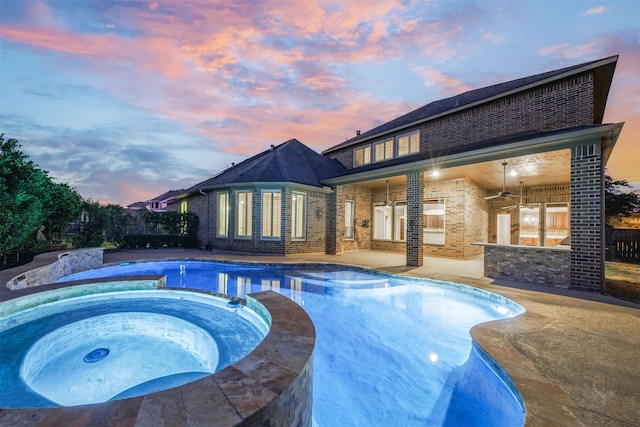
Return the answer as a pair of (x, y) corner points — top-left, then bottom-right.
(284, 189), (329, 254)
(333, 184), (372, 252)
(406, 172), (424, 266)
(570, 142), (604, 291)
(423, 178), (487, 259)
(326, 73), (595, 169)
(183, 186), (333, 255)
(483, 244), (571, 287)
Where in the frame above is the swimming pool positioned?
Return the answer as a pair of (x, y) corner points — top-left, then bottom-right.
(60, 260), (526, 426)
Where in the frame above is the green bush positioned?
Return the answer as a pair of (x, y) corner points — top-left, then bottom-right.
(120, 235), (197, 249)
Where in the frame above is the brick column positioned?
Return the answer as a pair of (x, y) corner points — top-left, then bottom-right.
(570, 142), (604, 292)
(406, 172), (424, 266)
(325, 189), (337, 255)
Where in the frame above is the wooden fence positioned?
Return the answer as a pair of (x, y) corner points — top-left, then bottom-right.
(605, 229), (640, 262)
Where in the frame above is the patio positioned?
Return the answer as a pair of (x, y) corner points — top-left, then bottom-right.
(1, 248), (639, 426)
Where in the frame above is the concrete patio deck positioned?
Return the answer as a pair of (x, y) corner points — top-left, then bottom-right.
(2, 248), (639, 426)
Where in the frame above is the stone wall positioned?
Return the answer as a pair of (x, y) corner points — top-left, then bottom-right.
(482, 244), (571, 287)
(6, 248), (104, 290)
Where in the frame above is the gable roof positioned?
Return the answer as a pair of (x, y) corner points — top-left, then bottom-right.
(181, 139), (347, 196)
(323, 55), (618, 154)
(148, 189), (185, 203)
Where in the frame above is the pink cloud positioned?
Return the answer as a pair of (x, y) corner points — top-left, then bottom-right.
(536, 42), (598, 59)
(410, 65), (473, 97)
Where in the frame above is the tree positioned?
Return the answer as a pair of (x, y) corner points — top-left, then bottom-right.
(1, 134), (85, 265)
(43, 181), (83, 242)
(103, 204), (129, 246)
(72, 200), (109, 248)
(605, 173), (640, 226)
(0, 135), (49, 259)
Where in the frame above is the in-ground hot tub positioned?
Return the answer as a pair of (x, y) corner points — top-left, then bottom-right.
(0, 280), (270, 408)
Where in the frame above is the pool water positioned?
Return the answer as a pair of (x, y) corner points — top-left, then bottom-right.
(0, 289), (269, 407)
(60, 261), (525, 426)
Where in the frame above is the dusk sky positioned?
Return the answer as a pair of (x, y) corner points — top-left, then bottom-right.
(1, 0), (638, 206)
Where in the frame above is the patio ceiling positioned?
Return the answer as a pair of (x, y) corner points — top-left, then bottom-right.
(359, 149), (571, 192)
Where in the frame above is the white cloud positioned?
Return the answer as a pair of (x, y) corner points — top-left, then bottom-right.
(579, 6), (609, 16)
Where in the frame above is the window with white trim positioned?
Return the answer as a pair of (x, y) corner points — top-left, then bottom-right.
(373, 139), (393, 162)
(217, 192), (229, 237)
(236, 191), (252, 238)
(261, 190), (282, 239)
(345, 200), (355, 240)
(394, 202), (407, 241)
(373, 203), (392, 240)
(397, 130), (420, 156)
(423, 198), (444, 245)
(354, 145), (371, 167)
(292, 192), (306, 240)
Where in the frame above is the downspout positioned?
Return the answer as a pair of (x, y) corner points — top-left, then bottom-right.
(199, 189), (210, 250)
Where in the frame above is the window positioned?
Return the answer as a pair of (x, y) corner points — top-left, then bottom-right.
(262, 191), (282, 239)
(545, 203), (569, 247)
(292, 192), (306, 240)
(217, 192), (229, 237)
(373, 204), (392, 240)
(345, 200), (355, 240)
(236, 191), (252, 238)
(373, 139), (394, 162)
(423, 199), (445, 245)
(394, 202), (407, 241)
(354, 145), (371, 167)
(180, 201), (188, 234)
(397, 130), (420, 156)
(519, 205), (540, 246)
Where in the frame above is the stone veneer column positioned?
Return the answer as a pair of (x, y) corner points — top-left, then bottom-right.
(406, 172), (424, 266)
(325, 189), (337, 255)
(570, 141), (604, 292)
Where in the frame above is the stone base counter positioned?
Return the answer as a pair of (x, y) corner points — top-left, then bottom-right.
(475, 243), (571, 288)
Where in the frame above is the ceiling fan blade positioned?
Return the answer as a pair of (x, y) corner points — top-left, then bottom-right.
(502, 204), (518, 210)
(484, 194), (501, 200)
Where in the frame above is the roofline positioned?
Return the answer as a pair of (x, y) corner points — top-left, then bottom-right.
(172, 181), (334, 201)
(322, 56), (619, 154)
(321, 123), (624, 186)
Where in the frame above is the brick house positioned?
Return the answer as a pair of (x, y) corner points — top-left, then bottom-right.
(171, 55), (623, 292)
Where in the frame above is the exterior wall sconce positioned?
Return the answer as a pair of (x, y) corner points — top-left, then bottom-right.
(361, 219), (370, 228)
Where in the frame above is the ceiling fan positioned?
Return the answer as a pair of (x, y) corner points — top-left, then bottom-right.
(484, 161), (513, 201)
(502, 181), (535, 210)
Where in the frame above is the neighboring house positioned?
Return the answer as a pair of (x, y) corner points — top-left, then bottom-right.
(125, 201), (147, 210)
(171, 55), (623, 292)
(145, 189), (185, 212)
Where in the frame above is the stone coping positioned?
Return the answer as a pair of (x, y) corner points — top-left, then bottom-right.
(0, 282), (315, 427)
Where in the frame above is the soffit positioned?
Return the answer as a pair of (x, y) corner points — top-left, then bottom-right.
(357, 149), (570, 192)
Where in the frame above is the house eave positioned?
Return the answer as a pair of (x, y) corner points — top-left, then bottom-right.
(183, 181), (334, 197)
(321, 123), (624, 186)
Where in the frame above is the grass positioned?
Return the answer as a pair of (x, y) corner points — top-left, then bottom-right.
(605, 261), (640, 304)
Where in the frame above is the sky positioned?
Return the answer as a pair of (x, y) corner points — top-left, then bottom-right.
(1, 0), (639, 206)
